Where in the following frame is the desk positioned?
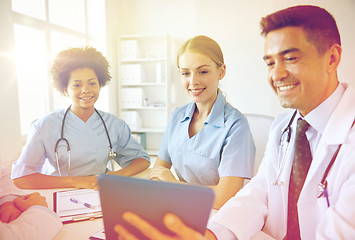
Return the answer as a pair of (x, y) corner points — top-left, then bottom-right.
(24, 188), (103, 240)
(26, 169), (273, 240)
(24, 170), (151, 240)
(133, 170), (274, 240)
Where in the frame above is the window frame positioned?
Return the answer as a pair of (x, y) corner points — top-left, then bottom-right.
(12, 0), (107, 137)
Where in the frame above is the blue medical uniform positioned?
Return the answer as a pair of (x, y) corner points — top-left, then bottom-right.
(158, 91), (255, 185)
(11, 109), (150, 178)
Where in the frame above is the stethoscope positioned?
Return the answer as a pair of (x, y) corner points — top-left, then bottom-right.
(272, 110), (350, 207)
(54, 106), (117, 176)
(272, 110), (297, 186)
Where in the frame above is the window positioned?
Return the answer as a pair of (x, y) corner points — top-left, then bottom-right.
(12, 0), (107, 135)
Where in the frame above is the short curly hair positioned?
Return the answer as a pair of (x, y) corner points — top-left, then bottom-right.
(50, 46), (111, 94)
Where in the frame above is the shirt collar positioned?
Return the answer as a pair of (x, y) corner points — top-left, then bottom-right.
(206, 91), (225, 127)
(303, 83), (344, 134)
(180, 90), (225, 128)
(180, 102), (195, 122)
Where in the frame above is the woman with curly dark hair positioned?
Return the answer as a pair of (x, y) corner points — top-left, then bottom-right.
(11, 47), (150, 189)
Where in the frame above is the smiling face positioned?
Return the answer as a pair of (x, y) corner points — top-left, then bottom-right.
(178, 51), (225, 107)
(263, 26), (338, 116)
(66, 67), (100, 116)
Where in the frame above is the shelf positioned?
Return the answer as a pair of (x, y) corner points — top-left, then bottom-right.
(146, 149), (159, 156)
(121, 58), (166, 63)
(119, 33), (167, 39)
(118, 34), (170, 152)
(132, 128), (165, 133)
(121, 83), (165, 87)
(121, 106), (166, 110)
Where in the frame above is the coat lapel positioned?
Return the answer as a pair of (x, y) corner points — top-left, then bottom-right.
(303, 83), (355, 193)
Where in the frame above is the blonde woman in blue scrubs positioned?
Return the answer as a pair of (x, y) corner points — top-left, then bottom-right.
(149, 36), (255, 209)
(12, 47), (150, 189)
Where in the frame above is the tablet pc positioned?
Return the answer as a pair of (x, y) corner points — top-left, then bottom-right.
(97, 174), (215, 240)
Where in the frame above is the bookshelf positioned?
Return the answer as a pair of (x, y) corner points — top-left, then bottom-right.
(117, 34), (170, 155)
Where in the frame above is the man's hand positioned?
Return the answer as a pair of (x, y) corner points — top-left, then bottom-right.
(0, 201), (22, 223)
(14, 192), (48, 212)
(114, 212), (205, 240)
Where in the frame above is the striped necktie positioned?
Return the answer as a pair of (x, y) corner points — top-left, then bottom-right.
(286, 118), (312, 239)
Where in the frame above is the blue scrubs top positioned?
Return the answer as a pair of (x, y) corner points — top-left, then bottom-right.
(11, 109), (150, 178)
(158, 91), (255, 185)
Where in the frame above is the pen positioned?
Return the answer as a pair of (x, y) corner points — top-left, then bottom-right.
(70, 197), (94, 209)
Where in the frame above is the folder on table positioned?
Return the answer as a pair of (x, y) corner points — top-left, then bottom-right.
(53, 188), (102, 223)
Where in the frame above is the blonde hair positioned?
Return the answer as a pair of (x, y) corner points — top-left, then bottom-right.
(177, 35), (224, 68)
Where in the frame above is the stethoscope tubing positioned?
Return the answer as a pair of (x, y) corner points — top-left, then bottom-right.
(54, 106), (115, 176)
(273, 110), (297, 186)
(273, 111), (352, 208)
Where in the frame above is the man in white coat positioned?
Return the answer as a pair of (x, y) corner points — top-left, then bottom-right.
(112, 5), (355, 240)
(0, 166), (62, 239)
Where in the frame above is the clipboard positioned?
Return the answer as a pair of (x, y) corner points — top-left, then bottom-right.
(53, 188), (102, 224)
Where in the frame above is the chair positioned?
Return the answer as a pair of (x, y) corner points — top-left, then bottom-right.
(245, 114), (274, 176)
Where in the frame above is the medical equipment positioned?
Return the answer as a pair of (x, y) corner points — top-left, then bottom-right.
(272, 110), (297, 186)
(54, 106), (116, 176)
(317, 118), (355, 207)
(317, 144), (341, 207)
(273, 112), (354, 207)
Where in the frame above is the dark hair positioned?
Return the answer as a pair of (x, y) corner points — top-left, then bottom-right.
(50, 46), (111, 94)
(177, 35), (224, 68)
(260, 5), (341, 55)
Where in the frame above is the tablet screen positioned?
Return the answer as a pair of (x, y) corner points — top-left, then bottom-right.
(98, 174), (215, 240)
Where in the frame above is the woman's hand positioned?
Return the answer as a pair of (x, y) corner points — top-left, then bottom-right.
(148, 166), (178, 183)
(14, 192), (48, 212)
(73, 175), (98, 189)
(114, 212), (205, 240)
(13, 173), (99, 189)
(0, 201), (22, 223)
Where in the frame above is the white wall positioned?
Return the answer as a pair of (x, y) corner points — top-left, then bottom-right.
(108, 0), (355, 116)
(2, 0), (354, 167)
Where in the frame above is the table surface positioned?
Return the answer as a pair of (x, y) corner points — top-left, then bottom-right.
(26, 169), (273, 240)
(24, 188), (104, 240)
(23, 170), (151, 240)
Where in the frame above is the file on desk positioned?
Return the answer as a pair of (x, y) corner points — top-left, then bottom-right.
(53, 188), (102, 223)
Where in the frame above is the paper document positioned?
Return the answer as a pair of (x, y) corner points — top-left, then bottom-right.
(53, 188), (102, 223)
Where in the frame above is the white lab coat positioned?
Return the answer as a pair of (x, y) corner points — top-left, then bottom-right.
(0, 167), (62, 239)
(209, 82), (355, 240)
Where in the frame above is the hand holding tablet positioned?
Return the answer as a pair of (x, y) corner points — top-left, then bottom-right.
(98, 174), (215, 240)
